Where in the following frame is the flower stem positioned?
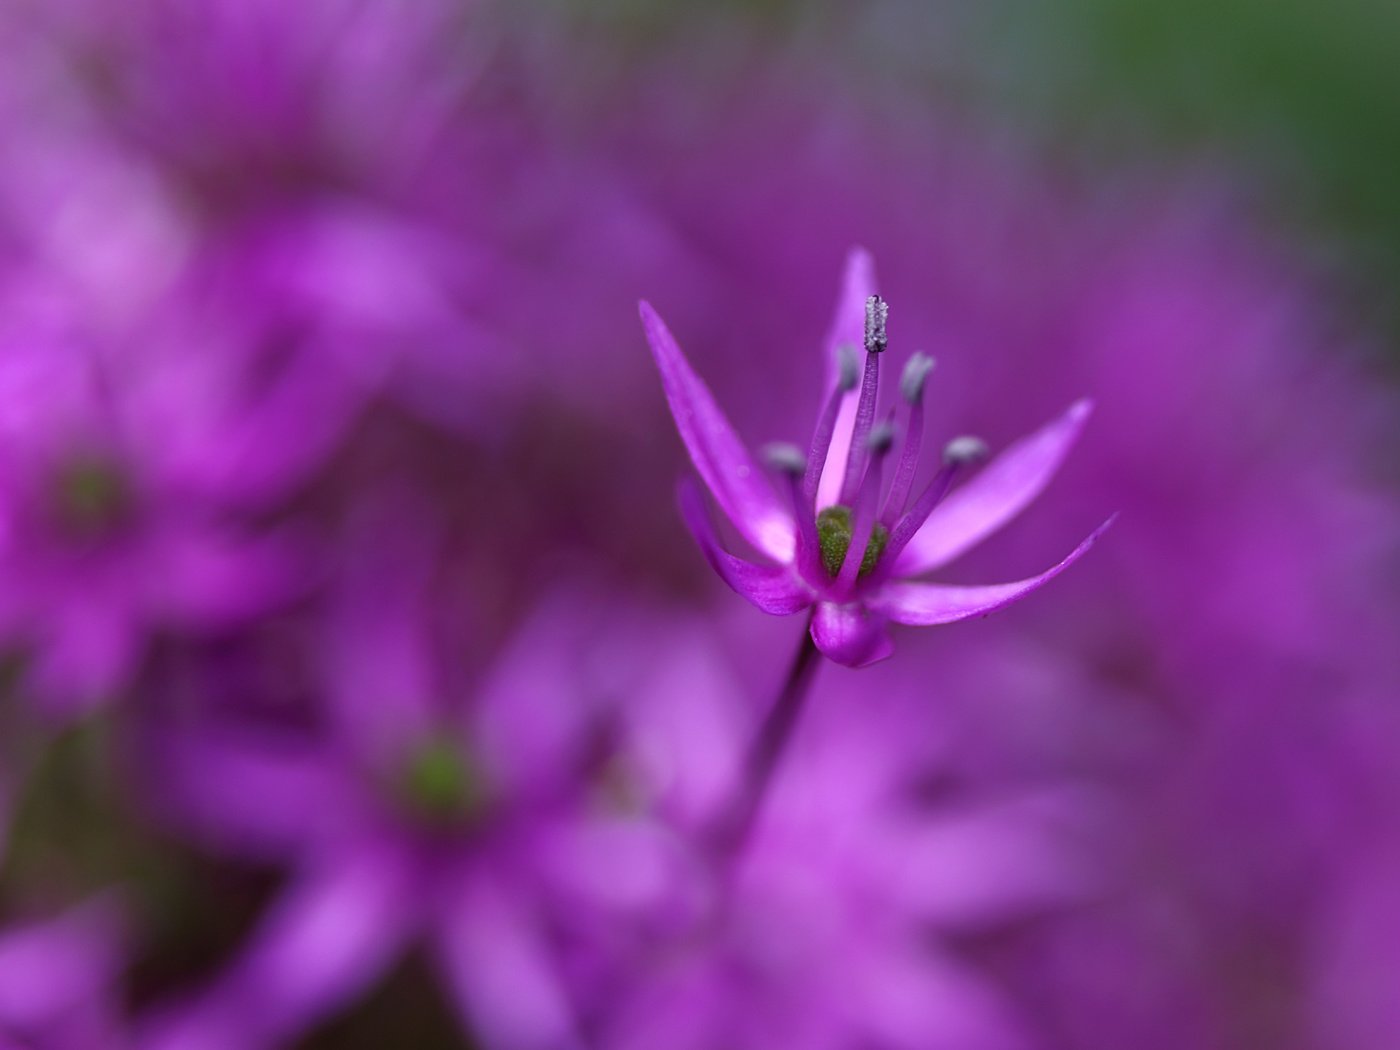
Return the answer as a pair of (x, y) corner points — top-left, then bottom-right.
(710, 619), (821, 857)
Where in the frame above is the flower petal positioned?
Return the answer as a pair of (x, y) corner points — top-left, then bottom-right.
(143, 845), (414, 1050)
(640, 301), (795, 562)
(140, 727), (349, 862)
(816, 247), (879, 509)
(893, 399), (1093, 576)
(810, 601), (895, 668)
(235, 848), (412, 1043)
(679, 480), (812, 616)
(0, 899), (122, 1033)
(875, 515), (1115, 625)
(435, 875), (585, 1050)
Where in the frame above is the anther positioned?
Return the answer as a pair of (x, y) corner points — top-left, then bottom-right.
(866, 420), (896, 455)
(863, 295), (888, 354)
(899, 353), (936, 404)
(943, 435), (989, 465)
(763, 442), (808, 477)
(836, 344), (859, 391)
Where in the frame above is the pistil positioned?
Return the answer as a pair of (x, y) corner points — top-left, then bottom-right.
(837, 295), (888, 504)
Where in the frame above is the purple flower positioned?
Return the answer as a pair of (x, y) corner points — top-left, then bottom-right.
(138, 516), (688, 1050)
(641, 249), (1113, 667)
(0, 316), (305, 713)
(587, 608), (1099, 1050)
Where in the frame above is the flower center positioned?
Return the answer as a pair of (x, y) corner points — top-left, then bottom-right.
(51, 456), (133, 539)
(816, 504), (889, 578)
(397, 735), (490, 827)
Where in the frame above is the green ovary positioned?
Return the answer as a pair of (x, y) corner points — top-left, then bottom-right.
(398, 735), (489, 826)
(52, 456), (132, 538)
(816, 504), (889, 579)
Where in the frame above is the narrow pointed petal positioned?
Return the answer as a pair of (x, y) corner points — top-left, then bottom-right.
(679, 481), (812, 615)
(875, 515), (1115, 625)
(143, 846), (415, 1050)
(640, 302), (795, 562)
(816, 248), (879, 509)
(824, 248), (878, 388)
(810, 601), (895, 668)
(894, 399), (1094, 576)
(435, 876), (585, 1050)
(141, 728), (349, 862)
(0, 900), (121, 1032)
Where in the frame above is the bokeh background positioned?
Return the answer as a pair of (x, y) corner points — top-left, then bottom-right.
(2, 2), (1399, 1048)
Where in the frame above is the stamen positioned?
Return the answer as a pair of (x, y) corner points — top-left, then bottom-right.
(881, 353), (936, 526)
(899, 352), (935, 404)
(878, 434), (988, 575)
(943, 435), (989, 465)
(765, 442), (821, 581)
(801, 344), (859, 508)
(866, 420), (896, 455)
(839, 296), (888, 504)
(836, 344), (860, 389)
(762, 442), (807, 478)
(835, 423), (894, 594)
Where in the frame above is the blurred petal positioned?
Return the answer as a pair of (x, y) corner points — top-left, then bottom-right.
(164, 846), (415, 1048)
(320, 498), (443, 764)
(855, 945), (1031, 1050)
(470, 589), (605, 800)
(875, 517), (1116, 625)
(536, 818), (697, 917)
(815, 247), (879, 509)
(435, 876), (585, 1050)
(0, 899), (122, 1033)
(640, 301), (795, 562)
(679, 480), (811, 615)
(153, 525), (308, 626)
(894, 400), (1093, 576)
(142, 728), (349, 861)
(810, 601), (894, 668)
(873, 790), (1101, 927)
(29, 593), (137, 710)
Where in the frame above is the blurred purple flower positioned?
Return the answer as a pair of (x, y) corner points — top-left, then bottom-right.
(586, 610), (1099, 1050)
(0, 314), (305, 713)
(642, 249), (1112, 667)
(139, 519), (687, 1050)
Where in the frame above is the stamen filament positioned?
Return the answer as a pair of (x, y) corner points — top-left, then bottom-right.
(836, 422), (894, 594)
(765, 444), (822, 583)
(876, 435), (988, 579)
(882, 353), (935, 526)
(881, 405), (922, 526)
(838, 296), (889, 504)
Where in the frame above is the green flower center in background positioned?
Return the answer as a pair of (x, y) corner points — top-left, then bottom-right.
(52, 456), (133, 540)
(398, 735), (491, 828)
(816, 504), (889, 579)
